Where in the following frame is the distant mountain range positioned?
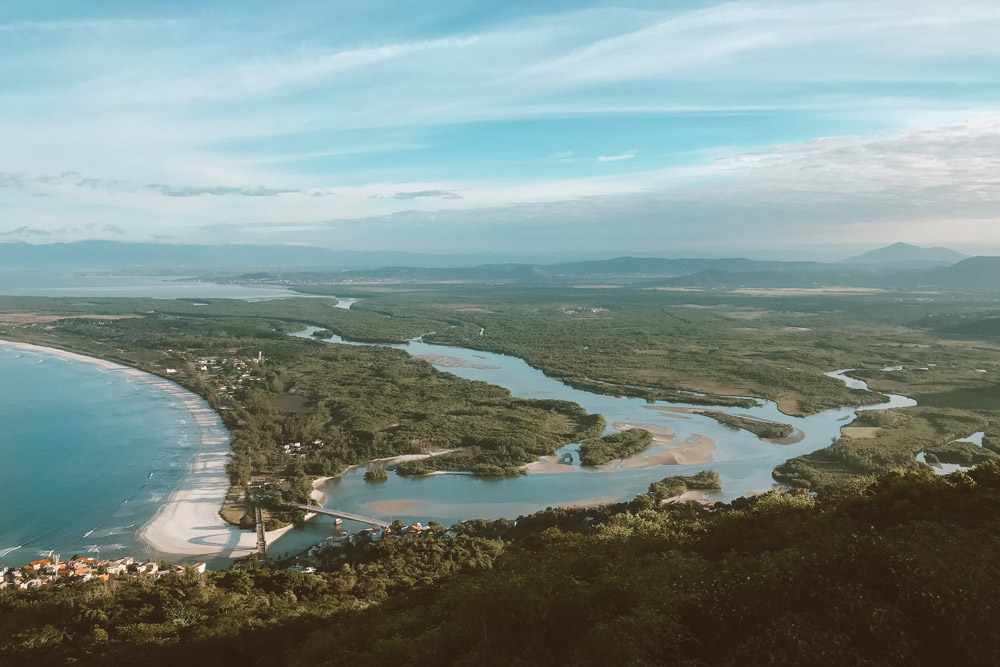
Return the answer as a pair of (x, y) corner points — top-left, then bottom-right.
(643, 257), (1000, 293)
(2, 240), (995, 292)
(840, 242), (969, 268)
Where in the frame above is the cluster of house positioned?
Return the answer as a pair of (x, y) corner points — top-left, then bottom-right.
(561, 307), (609, 315)
(278, 439), (325, 460)
(195, 354), (265, 400)
(1, 555), (207, 590)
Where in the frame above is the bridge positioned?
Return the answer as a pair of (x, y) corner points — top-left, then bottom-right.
(254, 503), (267, 556)
(287, 503), (390, 528)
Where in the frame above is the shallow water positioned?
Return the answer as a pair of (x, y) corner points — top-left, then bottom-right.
(0, 270), (302, 300)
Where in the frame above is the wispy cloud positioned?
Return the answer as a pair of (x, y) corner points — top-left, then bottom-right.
(146, 184), (323, 198)
(0, 226), (51, 237)
(389, 190), (463, 200)
(597, 150), (637, 162)
(2, 1), (1000, 249)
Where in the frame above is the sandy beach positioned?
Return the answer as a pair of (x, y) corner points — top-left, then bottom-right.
(311, 476), (334, 504)
(0, 340), (260, 560)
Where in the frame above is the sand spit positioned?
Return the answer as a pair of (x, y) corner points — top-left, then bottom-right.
(0, 340), (260, 560)
(763, 428), (806, 445)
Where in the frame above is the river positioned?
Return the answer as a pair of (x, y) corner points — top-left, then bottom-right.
(264, 316), (917, 558)
(0, 279), (920, 565)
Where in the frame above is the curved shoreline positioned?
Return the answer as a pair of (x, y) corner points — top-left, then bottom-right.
(0, 340), (258, 561)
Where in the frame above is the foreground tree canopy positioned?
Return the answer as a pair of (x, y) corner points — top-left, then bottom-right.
(4, 463), (1000, 666)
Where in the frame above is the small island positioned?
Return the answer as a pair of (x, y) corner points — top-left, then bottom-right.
(696, 411), (793, 440)
(579, 428), (653, 466)
(364, 468), (389, 482)
(646, 470), (722, 502)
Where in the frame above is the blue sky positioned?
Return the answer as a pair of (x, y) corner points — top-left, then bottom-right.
(2, 0), (999, 256)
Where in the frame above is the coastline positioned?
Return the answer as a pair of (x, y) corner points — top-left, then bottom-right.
(0, 340), (259, 561)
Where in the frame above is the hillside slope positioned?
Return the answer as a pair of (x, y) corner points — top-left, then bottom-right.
(4, 464), (1000, 666)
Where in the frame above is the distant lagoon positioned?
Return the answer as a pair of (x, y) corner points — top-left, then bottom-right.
(0, 270), (301, 300)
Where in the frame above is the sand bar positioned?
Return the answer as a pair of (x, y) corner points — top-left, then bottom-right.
(522, 455), (576, 474)
(367, 499), (419, 514)
(610, 421), (716, 468)
(0, 340), (261, 560)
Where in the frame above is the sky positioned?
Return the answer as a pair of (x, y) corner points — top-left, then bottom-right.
(1, 0), (999, 258)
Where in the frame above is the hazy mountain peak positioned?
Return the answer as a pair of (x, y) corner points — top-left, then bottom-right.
(842, 242), (968, 265)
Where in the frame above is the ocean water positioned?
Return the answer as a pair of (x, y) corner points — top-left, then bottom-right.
(0, 346), (203, 567)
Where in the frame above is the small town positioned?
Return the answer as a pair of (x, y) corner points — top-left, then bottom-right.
(1, 555), (207, 591)
(1, 519), (470, 588)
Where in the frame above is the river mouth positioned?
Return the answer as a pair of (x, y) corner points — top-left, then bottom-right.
(267, 324), (917, 556)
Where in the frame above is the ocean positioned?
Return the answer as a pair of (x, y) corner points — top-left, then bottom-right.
(0, 346), (203, 567)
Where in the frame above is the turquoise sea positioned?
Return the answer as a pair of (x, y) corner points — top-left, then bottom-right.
(0, 346), (203, 568)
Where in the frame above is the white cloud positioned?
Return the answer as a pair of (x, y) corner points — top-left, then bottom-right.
(598, 150), (637, 162)
(1, 1), (1000, 249)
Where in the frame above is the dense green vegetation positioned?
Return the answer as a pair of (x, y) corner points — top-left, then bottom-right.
(775, 407), (997, 490)
(283, 284), (994, 415)
(5, 464), (1000, 665)
(696, 411), (794, 439)
(646, 470), (723, 501)
(0, 296), (605, 512)
(2, 282), (998, 497)
(577, 428), (653, 466)
(363, 468), (388, 482)
(253, 283), (999, 492)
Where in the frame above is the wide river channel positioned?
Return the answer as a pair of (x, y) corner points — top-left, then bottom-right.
(264, 313), (917, 558)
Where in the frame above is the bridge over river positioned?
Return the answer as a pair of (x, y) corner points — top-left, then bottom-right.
(286, 503), (390, 529)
